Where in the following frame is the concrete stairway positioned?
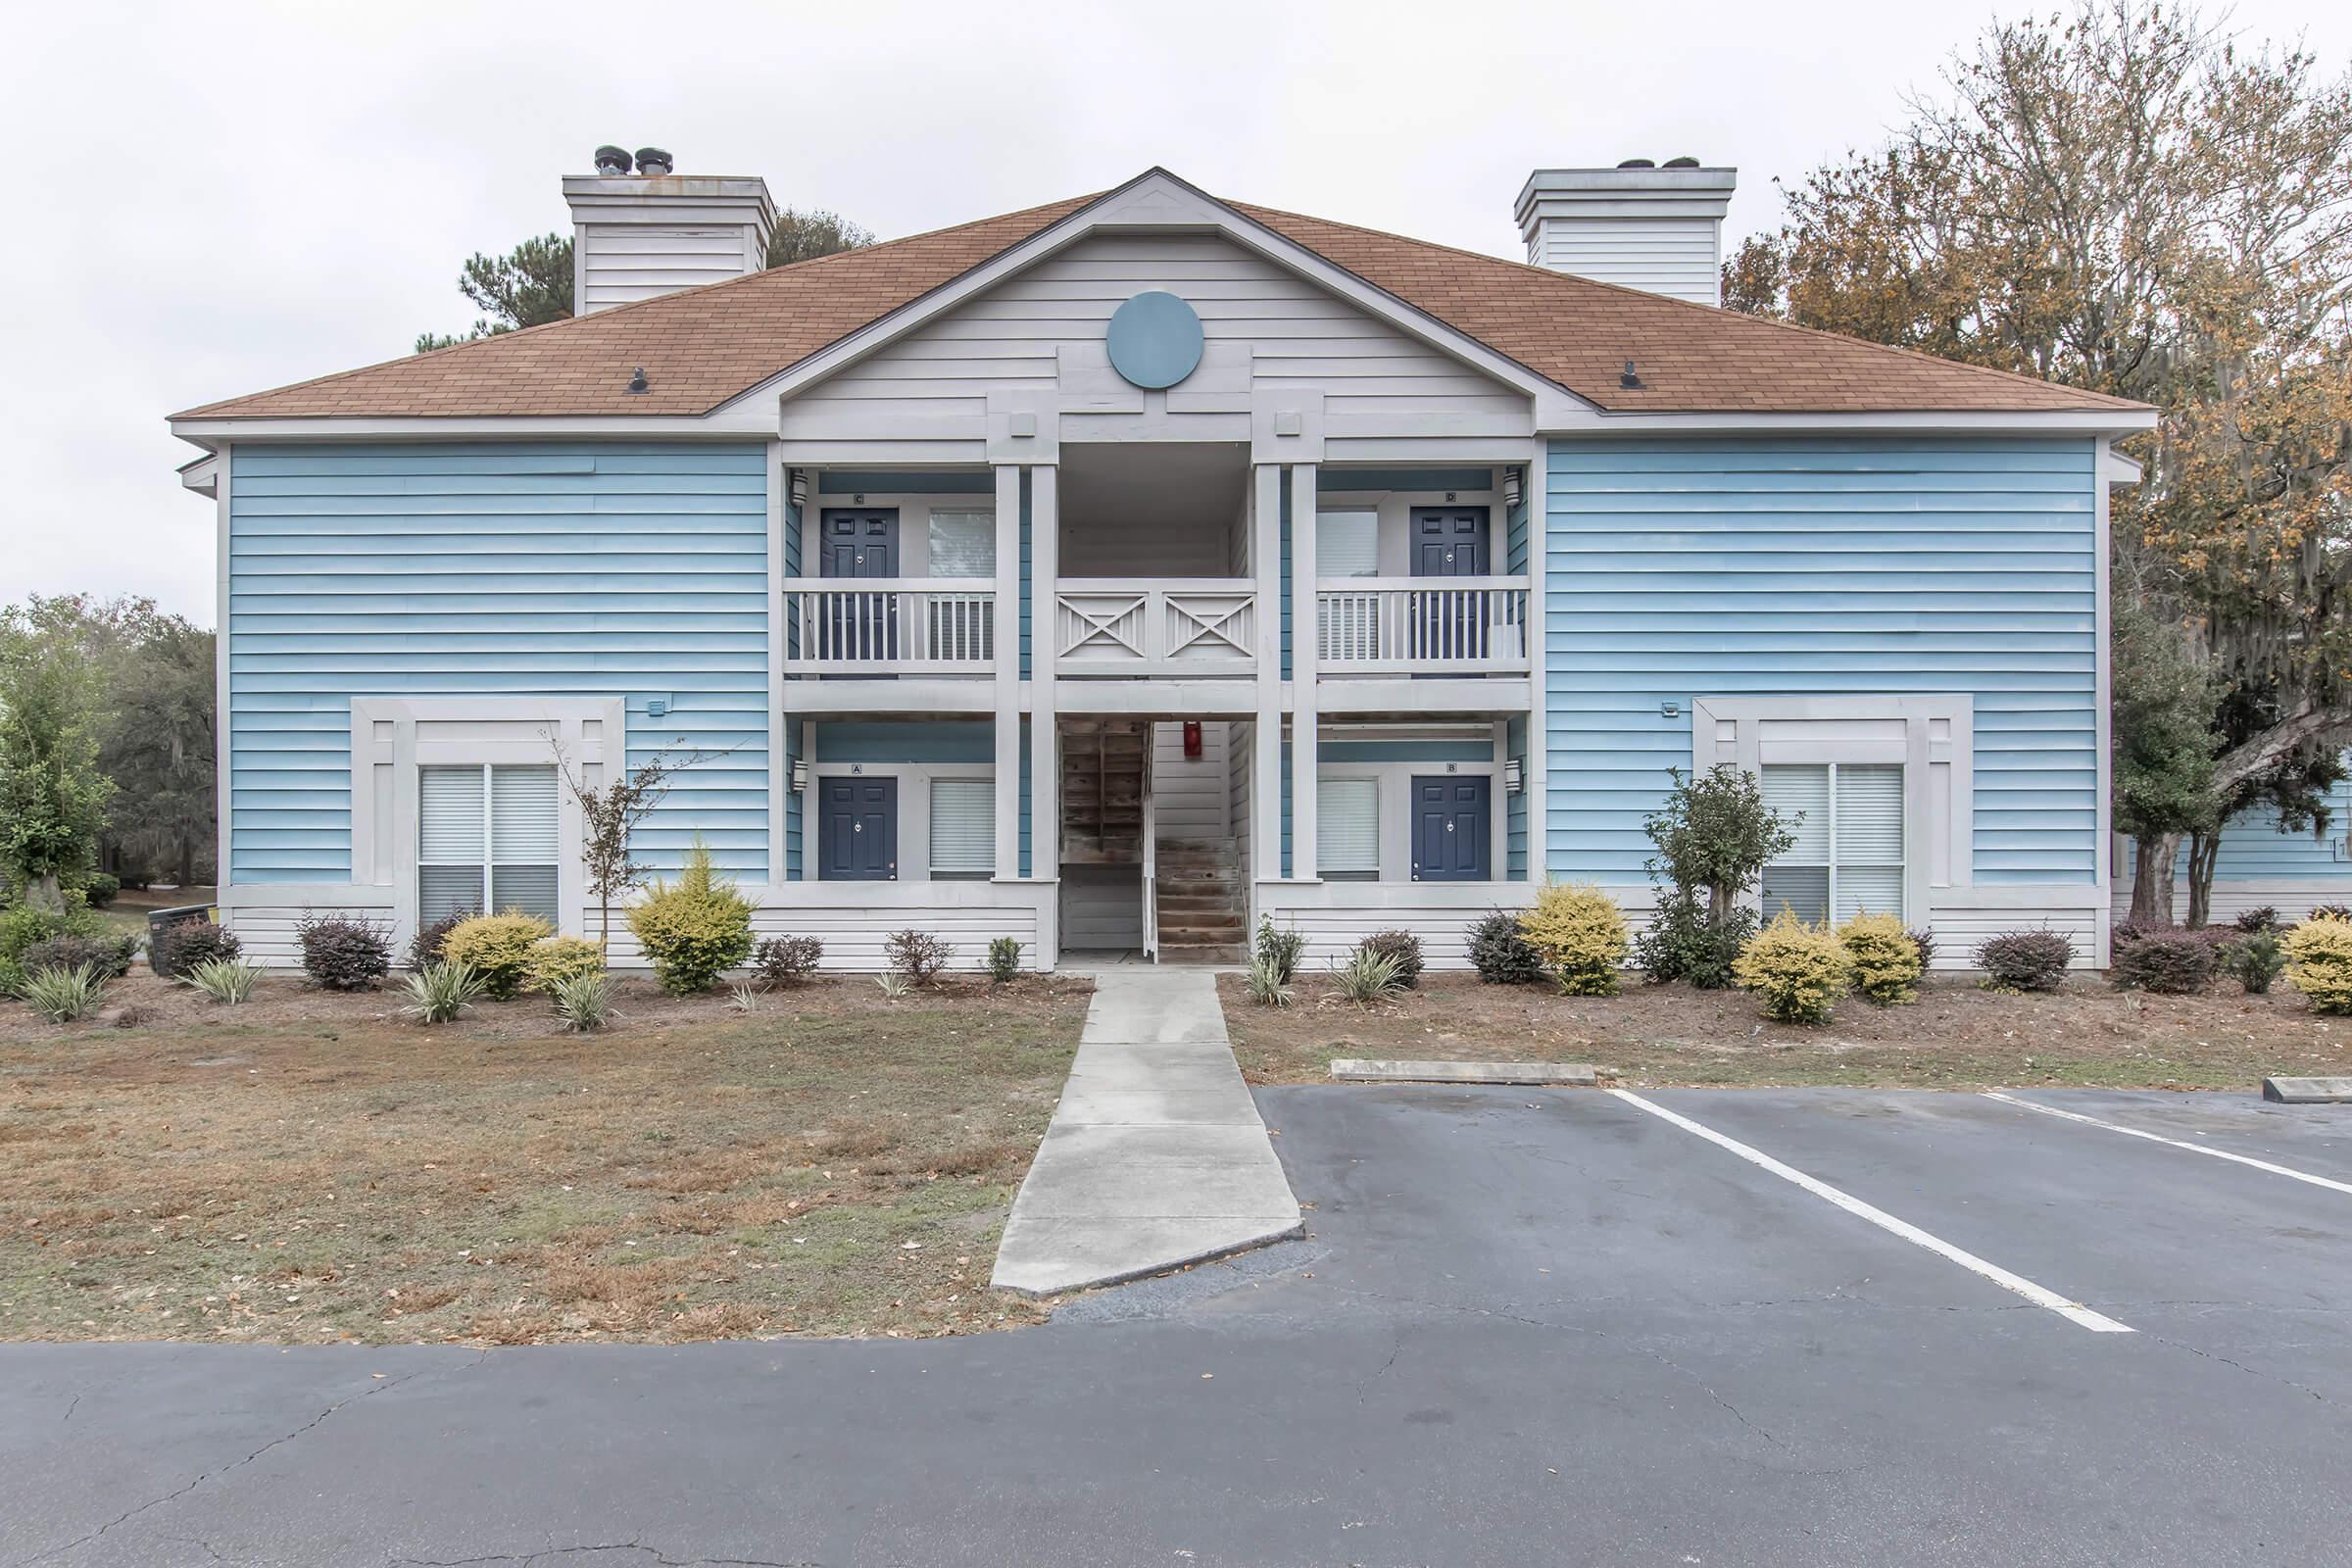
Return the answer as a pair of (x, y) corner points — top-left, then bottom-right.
(1154, 837), (1248, 964)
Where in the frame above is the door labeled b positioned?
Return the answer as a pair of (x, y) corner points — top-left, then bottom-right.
(818, 777), (898, 880)
(1410, 775), (1492, 881)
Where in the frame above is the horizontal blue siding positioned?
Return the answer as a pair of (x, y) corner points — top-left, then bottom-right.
(2139, 763), (2352, 884)
(1506, 715), (1529, 879)
(1546, 437), (2099, 885)
(227, 443), (768, 884)
(813, 721), (991, 764)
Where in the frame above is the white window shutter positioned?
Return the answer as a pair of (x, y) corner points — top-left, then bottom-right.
(418, 765), (483, 861)
(929, 778), (995, 874)
(926, 511), (996, 578)
(1763, 765), (1831, 862)
(491, 766), (560, 862)
(1317, 778), (1380, 874)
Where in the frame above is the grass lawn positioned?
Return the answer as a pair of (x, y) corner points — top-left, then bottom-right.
(0, 971), (1086, 1345)
(1222, 971), (2352, 1092)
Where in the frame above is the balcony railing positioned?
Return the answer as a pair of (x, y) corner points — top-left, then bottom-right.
(1056, 579), (1258, 677)
(1317, 577), (1531, 674)
(783, 579), (995, 674)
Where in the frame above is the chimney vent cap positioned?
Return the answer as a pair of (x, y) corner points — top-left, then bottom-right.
(633, 146), (674, 176)
(1616, 158), (1656, 169)
(593, 144), (631, 175)
(1663, 156), (1700, 168)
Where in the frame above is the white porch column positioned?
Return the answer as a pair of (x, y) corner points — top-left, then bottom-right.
(1029, 465), (1059, 889)
(1289, 463), (1318, 881)
(1524, 452), (1549, 884)
(1250, 463), (1285, 879)
(994, 464), (1023, 880)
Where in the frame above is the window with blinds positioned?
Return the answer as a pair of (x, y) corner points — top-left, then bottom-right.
(1318, 777), (1380, 882)
(417, 763), (560, 925)
(928, 778), (995, 878)
(926, 511), (995, 578)
(1760, 763), (1904, 924)
(1317, 511), (1380, 577)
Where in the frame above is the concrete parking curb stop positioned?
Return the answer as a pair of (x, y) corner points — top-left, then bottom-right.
(1331, 1058), (1598, 1085)
(992, 970), (1301, 1296)
(2263, 1076), (2352, 1103)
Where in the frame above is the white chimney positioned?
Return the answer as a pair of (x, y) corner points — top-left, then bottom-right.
(1515, 162), (1737, 307)
(562, 154), (777, 313)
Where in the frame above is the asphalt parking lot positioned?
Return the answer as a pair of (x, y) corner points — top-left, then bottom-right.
(4, 1085), (2349, 1567)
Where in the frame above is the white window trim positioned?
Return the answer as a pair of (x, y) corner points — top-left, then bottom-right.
(352, 696), (623, 949)
(1315, 753), (1504, 883)
(1690, 694), (1973, 922)
(808, 761), (995, 883)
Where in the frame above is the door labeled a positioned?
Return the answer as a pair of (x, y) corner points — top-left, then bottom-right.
(818, 777), (898, 880)
(1411, 775), (1492, 881)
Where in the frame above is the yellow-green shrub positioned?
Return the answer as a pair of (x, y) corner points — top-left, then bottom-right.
(440, 911), (554, 1000)
(524, 935), (606, 993)
(1838, 911), (1921, 1005)
(1517, 882), (1630, 996)
(1733, 909), (1850, 1025)
(626, 838), (755, 995)
(2284, 914), (2352, 1014)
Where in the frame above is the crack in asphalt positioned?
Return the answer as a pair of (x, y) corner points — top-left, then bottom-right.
(2149, 1334), (2331, 1404)
(11, 1351), (489, 1568)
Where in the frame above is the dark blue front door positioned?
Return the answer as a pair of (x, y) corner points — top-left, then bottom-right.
(1411, 775), (1491, 881)
(820, 510), (899, 671)
(818, 777), (898, 880)
(1410, 507), (1492, 664)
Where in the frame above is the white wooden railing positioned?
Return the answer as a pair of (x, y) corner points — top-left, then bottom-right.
(1056, 579), (1257, 676)
(1316, 576), (1531, 673)
(783, 579), (996, 674)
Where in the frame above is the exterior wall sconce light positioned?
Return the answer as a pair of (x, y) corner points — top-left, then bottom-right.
(1503, 759), (1523, 795)
(790, 759), (809, 792)
(787, 469), (808, 508)
(1502, 467), (1524, 508)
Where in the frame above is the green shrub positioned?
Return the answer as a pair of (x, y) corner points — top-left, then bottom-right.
(875, 972), (912, 1000)
(727, 981), (764, 1014)
(2219, 930), (2287, 995)
(1838, 911), (1922, 1005)
(1733, 910), (1850, 1025)
(523, 935), (606, 992)
(1633, 891), (1754, 990)
(1466, 910), (1547, 985)
(2234, 906), (2281, 934)
(150, 917), (238, 981)
(885, 928), (952, 986)
(1518, 882), (1630, 997)
(406, 909), (471, 971)
(2110, 929), (2215, 995)
(1331, 946), (1407, 1006)
(1355, 930), (1423, 990)
(986, 936), (1023, 984)
(76, 871), (121, 910)
(551, 970), (615, 1032)
(0, 901), (106, 995)
(1908, 927), (1937, 971)
(401, 961), (485, 1025)
(1244, 952), (1295, 1007)
(187, 956), (262, 1004)
(2286, 915), (2352, 1013)
(1974, 930), (2074, 992)
(441, 911), (554, 1000)
(751, 935), (823, 989)
(296, 910), (392, 992)
(21, 932), (136, 984)
(627, 841), (756, 995)
(1253, 917), (1305, 986)
(22, 963), (106, 1023)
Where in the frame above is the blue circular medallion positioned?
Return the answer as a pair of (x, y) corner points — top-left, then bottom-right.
(1105, 290), (1203, 389)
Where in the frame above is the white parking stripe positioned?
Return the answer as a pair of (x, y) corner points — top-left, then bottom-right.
(1983, 1091), (2352, 1198)
(1608, 1089), (2134, 1334)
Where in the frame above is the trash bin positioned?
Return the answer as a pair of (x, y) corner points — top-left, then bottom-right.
(145, 903), (220, 962)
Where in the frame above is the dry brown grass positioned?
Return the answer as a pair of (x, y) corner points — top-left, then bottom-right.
(1222, 971), (2352, 1092)
(0, 971), (1087, 1345)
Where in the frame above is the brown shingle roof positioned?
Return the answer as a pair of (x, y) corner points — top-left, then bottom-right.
(176, 181), (2143, 421)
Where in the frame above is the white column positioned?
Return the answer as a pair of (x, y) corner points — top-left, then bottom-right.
(1250, 463), (1285, 879)
(1524, 451), (1549, 885)
(1289, 463), (1318, 882)
(1029, 465), (1059, 889)
(994, 464), (1023, 881)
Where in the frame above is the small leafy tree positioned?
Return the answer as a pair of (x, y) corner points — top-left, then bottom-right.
(556, 742), (718, 952)
(765, 209), (875, 269)
(1635, 764), (1795, 987)
(416, 232), (575, 353)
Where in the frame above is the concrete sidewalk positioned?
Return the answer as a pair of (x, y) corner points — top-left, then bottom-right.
(991, 969), (1300, 1295)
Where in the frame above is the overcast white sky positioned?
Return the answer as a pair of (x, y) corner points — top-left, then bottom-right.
(3, 0), (2344, 624)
